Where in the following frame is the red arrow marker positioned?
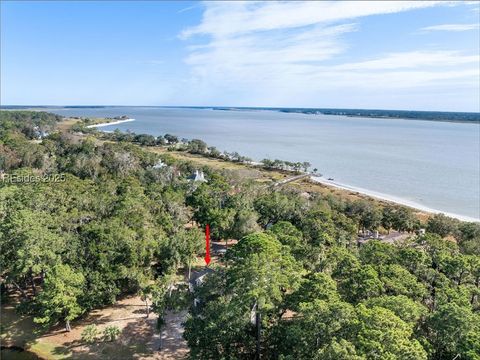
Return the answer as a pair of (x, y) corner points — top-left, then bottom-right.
(205, 224), (211, 265)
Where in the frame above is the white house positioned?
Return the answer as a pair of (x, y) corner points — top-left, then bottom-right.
(189, 170), (207, 182)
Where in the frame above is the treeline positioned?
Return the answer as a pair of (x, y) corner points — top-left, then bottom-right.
(261, 158), (312, 173)
(76, 122), (317, 173)
(106, 130), (254, 163)
(209, 107), (480, 123)
(276, 107), (480, 123)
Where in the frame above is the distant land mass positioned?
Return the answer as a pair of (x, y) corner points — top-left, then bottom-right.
(1, 105), (479, 123)
(211, 107), (480, 123)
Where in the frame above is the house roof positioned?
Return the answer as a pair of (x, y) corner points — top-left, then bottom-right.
(188, 170), (207, 182)
(189, 267), (215, 284)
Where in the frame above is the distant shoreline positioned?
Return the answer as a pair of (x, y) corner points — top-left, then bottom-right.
(2, 106), (479, 124)
(312, 176), (480, 223)
(210, 107), (480, 124)
(86, 118), (135, 128)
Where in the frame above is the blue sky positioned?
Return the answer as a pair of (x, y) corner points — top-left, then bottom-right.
(1, 1), (479, 111)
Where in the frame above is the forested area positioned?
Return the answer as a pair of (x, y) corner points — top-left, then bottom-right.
(1, 111), (479, 359)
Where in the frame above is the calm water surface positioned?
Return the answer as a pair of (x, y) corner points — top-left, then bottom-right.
(52, 107), (480, 220)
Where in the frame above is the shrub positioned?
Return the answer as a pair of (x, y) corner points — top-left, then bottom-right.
(103, 325), (121, 342)
(81, 325), (99, 343)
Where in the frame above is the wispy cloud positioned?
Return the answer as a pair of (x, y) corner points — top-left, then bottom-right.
(177, 1), (478, 109)
(420, 23), (480, 32)
(178, 4), (201, 14)
(333, 51), (479, 71)
(180, 1), (448, 39)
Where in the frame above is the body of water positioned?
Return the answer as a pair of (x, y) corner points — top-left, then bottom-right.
(51, 107), (480, 221)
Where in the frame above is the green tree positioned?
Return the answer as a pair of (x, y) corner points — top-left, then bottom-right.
(4, 209), (64, 297)
(185, 295), (256, 359)
(254, 191), (304, 227)
(267, 221), (304, 250)
(359, 240), (397, 266)
(226, 232), (301, 310)
(187, 175), (235, 239)
(382, 206), (396, 234)
(34, 264), (85, 331)
(300, 209), (338, 246)
(392, 207), (418, 232)
(347, 200), (382, 232)
(341, 265), (384, 303)
(286, 272), (340, 311)
(352, 304), (428, 359)
(230, 208), (261, 239)
(139, 284), (154, 318)
(187, 139), (208, 154)
(186, 233), (301, 358)
(163, 133), (178, 144)
(378, 264), (427, 300)
(315, 339), (365, 360)
(177, 228), (204, 280)
(457, 222), (480, 254)
(425, 302), (480, 360)
(272, 299), (356, 359)
(362, 295), (427, 327)
(426, 213), (458, 238)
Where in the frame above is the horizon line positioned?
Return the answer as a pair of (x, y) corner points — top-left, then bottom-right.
(2, 105), (480, 114)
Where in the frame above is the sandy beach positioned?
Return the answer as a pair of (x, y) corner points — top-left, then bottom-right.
(86, 118), (135, 128)
(311, 176), (479, 223)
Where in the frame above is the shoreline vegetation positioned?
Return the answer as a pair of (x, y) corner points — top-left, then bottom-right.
(311, 177), (479, 223)
(77, 115), (478, 223)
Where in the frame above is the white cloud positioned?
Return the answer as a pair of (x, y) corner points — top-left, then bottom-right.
(178, 4), (200, 13)
(180, 1), (447, 39)
(333, 51), (479, 70)
(420, 23), (480, 32)
(185, 23), (356, 69)
(177, 1), (479, 110)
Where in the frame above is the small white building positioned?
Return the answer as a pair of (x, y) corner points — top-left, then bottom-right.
(190, 170), (207, 182)
(188, 268), (214, 292)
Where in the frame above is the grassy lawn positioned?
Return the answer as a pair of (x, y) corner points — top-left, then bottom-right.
(56, 118), (80, 132)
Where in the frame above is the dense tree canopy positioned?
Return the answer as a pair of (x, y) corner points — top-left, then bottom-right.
(1, 111), (479, 359)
